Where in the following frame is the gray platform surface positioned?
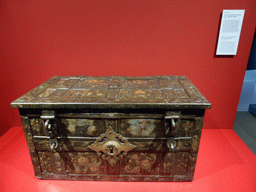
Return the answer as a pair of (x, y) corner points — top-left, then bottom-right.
(233, 111), (256, 155)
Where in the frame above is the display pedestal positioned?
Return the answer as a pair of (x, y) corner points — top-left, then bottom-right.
(1, 127), (255, 192)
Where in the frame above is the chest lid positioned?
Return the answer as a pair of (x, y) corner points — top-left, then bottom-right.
(11, 76), (211, 109)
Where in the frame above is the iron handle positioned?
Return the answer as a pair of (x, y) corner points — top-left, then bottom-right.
(165, 112), (180, 135)
(50, 138), (58, 151)
(165, 119), (178, 135)
(167, 138), (177, 150)
(172, 119), (176, 128)
(41, 111), (59, 151)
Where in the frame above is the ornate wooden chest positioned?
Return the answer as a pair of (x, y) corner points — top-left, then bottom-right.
(11, 76), (211, 182)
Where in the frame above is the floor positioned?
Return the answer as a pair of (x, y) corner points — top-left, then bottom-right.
(233, 111), (256, 155)
(1, 127), (256, 192)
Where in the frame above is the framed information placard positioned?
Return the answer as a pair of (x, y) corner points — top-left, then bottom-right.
(216, 10), (245, 55)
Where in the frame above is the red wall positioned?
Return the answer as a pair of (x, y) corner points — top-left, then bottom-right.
(1, 0), (256, 136)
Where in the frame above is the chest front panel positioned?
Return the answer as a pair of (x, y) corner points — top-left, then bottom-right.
(21, 109), (204, 182)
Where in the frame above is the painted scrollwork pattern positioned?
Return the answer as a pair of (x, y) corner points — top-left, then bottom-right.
(38, 152), (65, 174)
(181, 120), (194, 137)
(62, 90), (105, 102)
(61, 119), (104, 137)
(120, 119), (163, 137)
(30, 118), (45, 136)
(66, 152), (105, 174)
(191, 135), (200, 152)
(187, 154), (197, 180)
(162, 153), (174, 175)
(174, 152), (189, 175)
(73, 79), (109, 89)
(21, 116), (41, 176)
(122, 79), (158, 89)
(122, 153), (160, 175)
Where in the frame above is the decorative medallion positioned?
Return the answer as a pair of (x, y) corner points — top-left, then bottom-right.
(122, 153), (159, 175)
(87, 125), (137, 167)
